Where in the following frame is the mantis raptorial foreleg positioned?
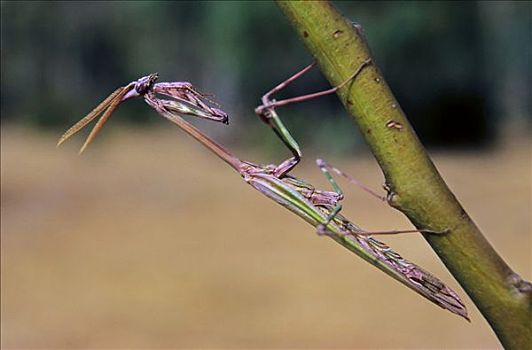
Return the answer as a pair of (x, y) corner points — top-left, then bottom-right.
(153, 82), (228, 123)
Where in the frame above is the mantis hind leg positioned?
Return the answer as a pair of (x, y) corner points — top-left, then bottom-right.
(315, 159), (446, 236)
(316, 159), (386, 201)
(314, 158), (346, 235)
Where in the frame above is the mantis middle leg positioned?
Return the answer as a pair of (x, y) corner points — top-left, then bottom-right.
(254, 58), (372, 178)
(315, 159), (445, 236)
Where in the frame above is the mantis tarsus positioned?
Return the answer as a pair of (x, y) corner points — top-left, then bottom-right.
(58, 61), (469, 321)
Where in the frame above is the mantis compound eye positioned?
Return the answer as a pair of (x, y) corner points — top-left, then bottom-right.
(135, 73), (159, 95)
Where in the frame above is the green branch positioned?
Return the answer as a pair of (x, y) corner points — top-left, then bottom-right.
(276, 1), (531, 348)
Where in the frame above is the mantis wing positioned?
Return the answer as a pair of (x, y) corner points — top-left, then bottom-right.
(332, 219), (469, 320)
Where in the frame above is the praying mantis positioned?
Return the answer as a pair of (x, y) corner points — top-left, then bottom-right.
(58, 60), (469, 320)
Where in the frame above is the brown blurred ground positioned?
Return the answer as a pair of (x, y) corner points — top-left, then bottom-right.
(1, 126), (530, 348)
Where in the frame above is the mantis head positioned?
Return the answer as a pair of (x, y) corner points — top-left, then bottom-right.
(134, 73), (159, 95)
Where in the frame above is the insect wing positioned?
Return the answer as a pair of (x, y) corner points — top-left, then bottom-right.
(339, 227), (469, 320)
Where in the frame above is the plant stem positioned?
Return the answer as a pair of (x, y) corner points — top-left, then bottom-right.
(276, 1), (531, 348)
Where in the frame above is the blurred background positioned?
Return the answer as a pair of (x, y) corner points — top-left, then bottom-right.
(1, 1), (530, 348)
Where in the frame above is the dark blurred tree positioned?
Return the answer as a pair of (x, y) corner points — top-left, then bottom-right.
(1, 1), (529, 148)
